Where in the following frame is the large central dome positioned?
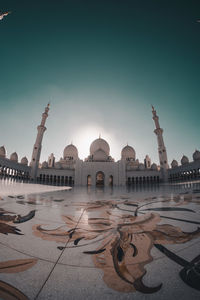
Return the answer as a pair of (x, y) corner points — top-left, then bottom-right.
(90, 138), (110, 156)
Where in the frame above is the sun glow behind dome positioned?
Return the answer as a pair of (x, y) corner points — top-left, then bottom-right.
(72, 125), (120, 161)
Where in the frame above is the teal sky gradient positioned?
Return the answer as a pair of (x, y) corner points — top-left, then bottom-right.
(0, 0), (200, 165)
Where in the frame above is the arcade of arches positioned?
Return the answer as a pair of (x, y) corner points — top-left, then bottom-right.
(87, 172), (113, 186)
(127, 176), (160, 185)
(0, 164), (29, 180)
(38, 174), (74, 185)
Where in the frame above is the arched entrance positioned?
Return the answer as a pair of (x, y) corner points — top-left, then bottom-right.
(96, 171), (104, 186)
(87, 175), (92, 186)
(109, 175), (113, 186)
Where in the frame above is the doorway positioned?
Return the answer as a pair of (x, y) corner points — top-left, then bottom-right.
(96, 171), (104, 186)
(87, 175), (92, 186)
(109, 175), (113, 186)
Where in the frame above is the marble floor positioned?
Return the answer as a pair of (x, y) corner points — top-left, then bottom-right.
(0, 179), (200, 300)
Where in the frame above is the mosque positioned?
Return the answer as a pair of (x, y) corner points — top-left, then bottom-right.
(0, 104), (200, 186)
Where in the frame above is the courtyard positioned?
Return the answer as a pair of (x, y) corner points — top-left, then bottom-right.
(0, 179), (199, 299)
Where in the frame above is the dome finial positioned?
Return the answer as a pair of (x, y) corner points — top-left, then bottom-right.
(151, 105), (157, 117)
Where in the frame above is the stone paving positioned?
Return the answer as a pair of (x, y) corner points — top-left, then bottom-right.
(0, 179), (200, 299)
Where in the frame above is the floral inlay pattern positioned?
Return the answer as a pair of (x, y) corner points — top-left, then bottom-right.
(33, 194), (200, 294)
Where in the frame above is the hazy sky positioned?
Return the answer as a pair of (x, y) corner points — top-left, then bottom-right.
(0, 0), (200, 165)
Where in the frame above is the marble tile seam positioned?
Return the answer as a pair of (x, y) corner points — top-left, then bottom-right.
(173, 239), (200, 255)
(0, 240), (101, 270)
(149, 238), (200, 262)
(33, 208), (86, 300)
(0, 237), (164, 269)
(1, 235), (199, 270)
(0, 241), (59, 265)
(1, 241), (200, 282)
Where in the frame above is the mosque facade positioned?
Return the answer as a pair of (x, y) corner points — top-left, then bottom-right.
(0, 104), (200, 186)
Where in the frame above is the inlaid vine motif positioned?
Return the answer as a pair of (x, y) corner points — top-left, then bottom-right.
(33, 193), (200, 294)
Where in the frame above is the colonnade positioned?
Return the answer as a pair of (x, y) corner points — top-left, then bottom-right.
(169, 168), (200, 182)
(37, 174), (74, 186)
(0, 164), (29, 180)
(127, 175), (160, 185)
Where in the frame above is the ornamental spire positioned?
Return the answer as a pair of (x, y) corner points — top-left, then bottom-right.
(30, 104), (50, 180)
(152, 106), (169, 178)
(40, 103), (50, 127)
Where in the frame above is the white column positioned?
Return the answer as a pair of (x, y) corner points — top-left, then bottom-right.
(30, 104), (50, 180)
(152, 106), (169, 181)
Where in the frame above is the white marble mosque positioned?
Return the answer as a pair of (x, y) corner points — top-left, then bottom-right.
(0, 104), (200, 186)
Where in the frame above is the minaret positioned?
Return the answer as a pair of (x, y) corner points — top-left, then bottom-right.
(30, 104), (50, 180)
(152, 106), (169, 178)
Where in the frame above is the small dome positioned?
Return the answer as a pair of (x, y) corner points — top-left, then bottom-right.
(171, 160), (178, 168)
(121, 145), (136, 160)
(21, 156), (28, 165)
(138, 163), (145, 170)
(193, 150), (200, 161)
(90, 138), (110, 156)
(55, 162), (62, 169)
(41, 161), (48, 168)
(181, 155), (189, 165)
(151, 163), (158, 170)
(0, 146), (6, 158)
(63, 144), (78, 160)
(10, 152), (18, 162)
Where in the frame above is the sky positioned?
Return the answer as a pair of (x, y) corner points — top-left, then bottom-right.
(0, 0), (200, 166)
